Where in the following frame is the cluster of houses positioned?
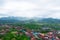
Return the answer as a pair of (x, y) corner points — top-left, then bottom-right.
(0, 25), (60, 40)
(24, 29), (60, 40)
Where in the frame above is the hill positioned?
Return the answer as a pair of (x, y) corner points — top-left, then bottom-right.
(0, 17), (60, 24)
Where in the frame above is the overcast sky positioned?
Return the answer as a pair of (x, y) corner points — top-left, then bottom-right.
(0, 0), (60, 18)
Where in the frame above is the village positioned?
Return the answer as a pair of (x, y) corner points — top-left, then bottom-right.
(0, 25), (60, 40)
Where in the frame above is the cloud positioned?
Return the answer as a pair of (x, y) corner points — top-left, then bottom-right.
(0, 0), (39, 17)
(0, 0), (60, 18)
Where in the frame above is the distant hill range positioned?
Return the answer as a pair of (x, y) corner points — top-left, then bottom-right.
(0, 17), (60, 24)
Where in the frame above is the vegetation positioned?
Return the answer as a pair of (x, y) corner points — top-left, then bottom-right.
(0, 17), (60, 40)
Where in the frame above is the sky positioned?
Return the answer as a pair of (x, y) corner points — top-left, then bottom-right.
(0, 0), (60, 18)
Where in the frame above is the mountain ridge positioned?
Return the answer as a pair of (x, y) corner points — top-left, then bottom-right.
(0, 17), (60, 24)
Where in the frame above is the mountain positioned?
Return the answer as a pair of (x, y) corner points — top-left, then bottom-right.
(37, 18), (60, 24)
(0, 17), (60, 24)
(27, 18), (60, 24)
(0, 17), (32, 24)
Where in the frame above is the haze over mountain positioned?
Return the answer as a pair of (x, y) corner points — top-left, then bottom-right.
(0, 17), (60, 24)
